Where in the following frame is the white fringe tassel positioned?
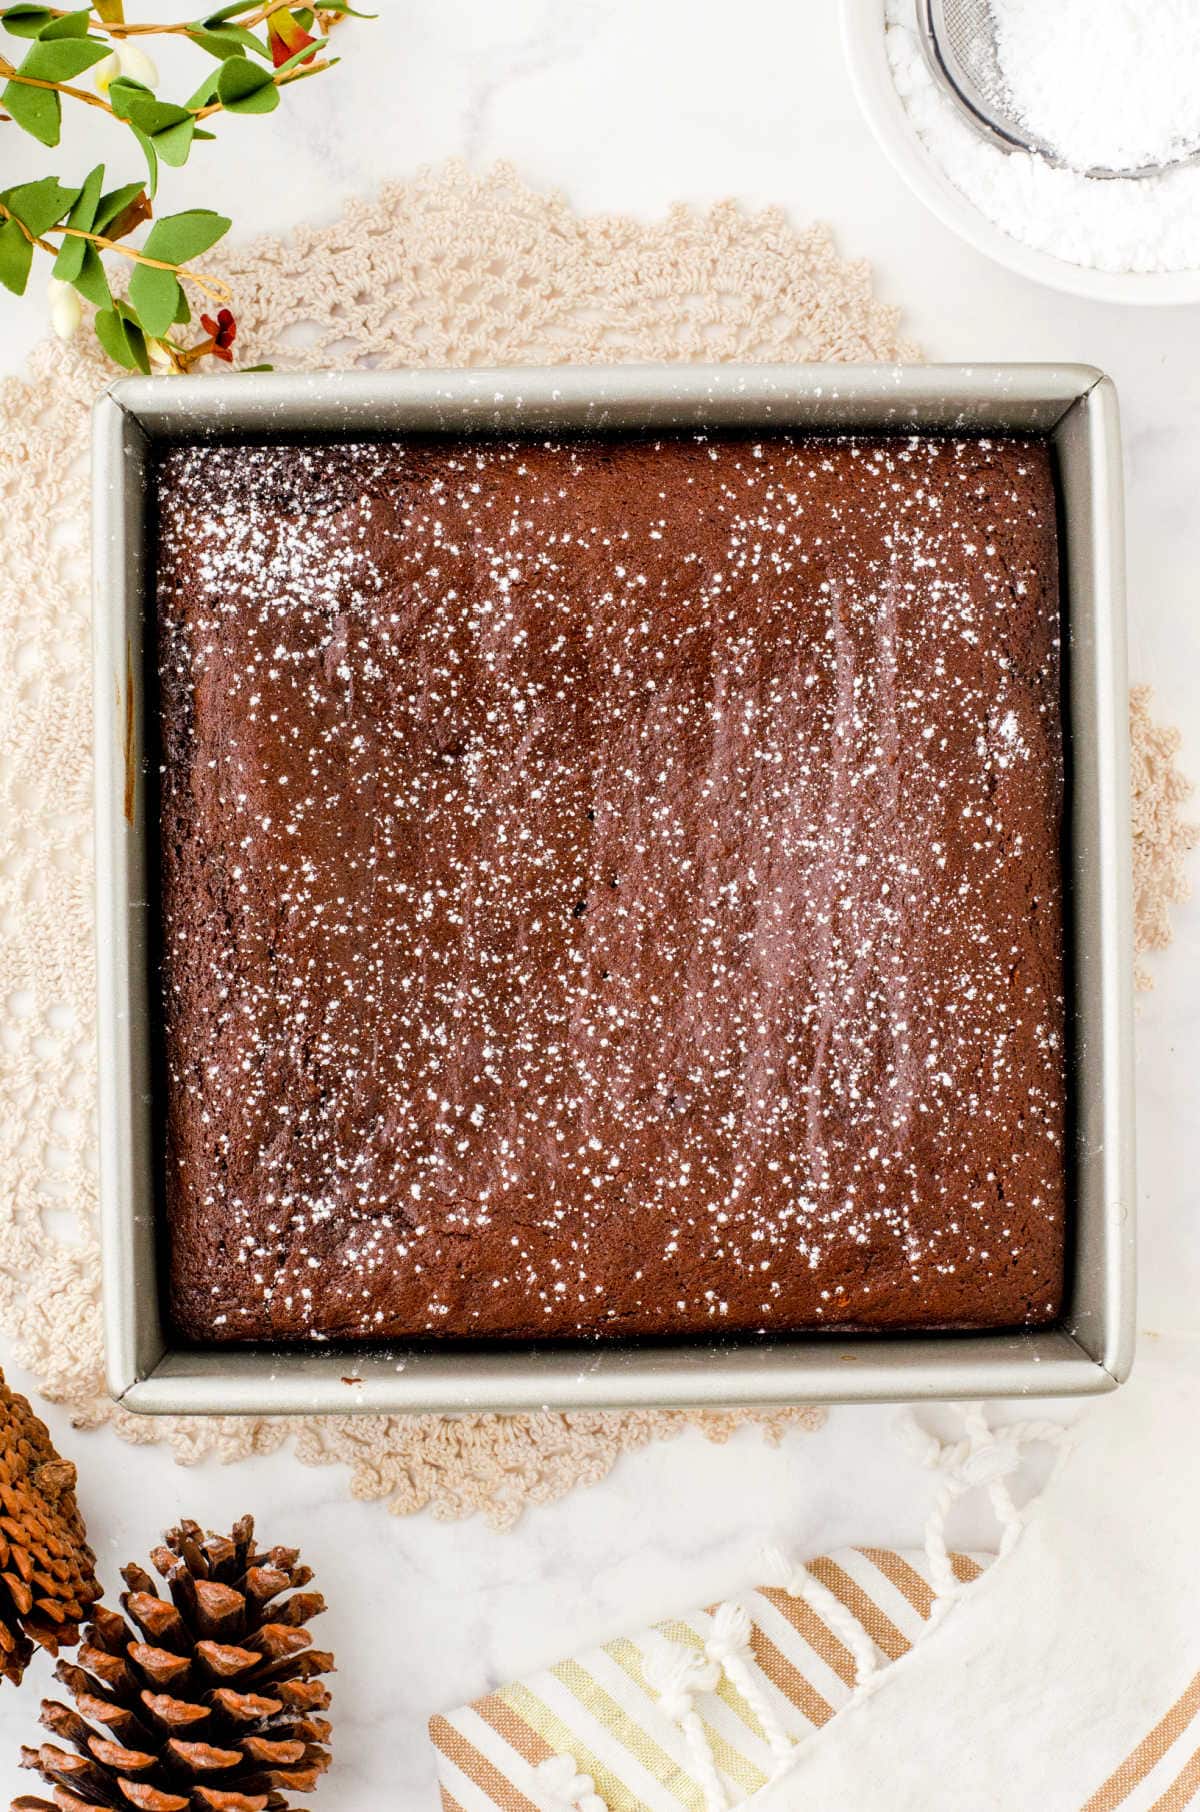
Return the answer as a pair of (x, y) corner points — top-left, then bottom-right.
(644, 1636), (728, 1812)
(532, 1752), (608, 1812)
(705, 1599), (795, 1768)
(760, 1549), (880, 1689)
(896, 1401), (1068, 1613)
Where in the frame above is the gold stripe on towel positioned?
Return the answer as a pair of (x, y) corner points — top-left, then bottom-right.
(603, 1639), (763, 1802)
(807, 1556), (912, 1662)
(440, 1790), (469, 1812)
(1148, 1745), (1200, 1812)
(1081, 1671), (1200, 1811)
(760, 1585), (858, 1686)
(429, 1714), (541, 1812)
(665, 1616), (774, 1741)
(951, 1553), (983, 1585)
(626, 1631), (768, 1798)
(857, 1548), (934, 1620)
(499, 1679), (654, 1812)
(474, 1695), (555, 1769)
(745, 1615), (835, 1730)
(553, 1656), (717, 1797)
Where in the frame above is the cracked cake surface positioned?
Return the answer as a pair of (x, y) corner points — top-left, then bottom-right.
(154, 431), (1066, 1344)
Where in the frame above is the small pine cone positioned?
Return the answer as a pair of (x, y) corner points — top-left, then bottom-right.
(0, 1371), (100, 1686)
(15, 1515), (333, 1812)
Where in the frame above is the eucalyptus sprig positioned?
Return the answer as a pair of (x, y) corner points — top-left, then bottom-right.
(0, 2), (369, 371)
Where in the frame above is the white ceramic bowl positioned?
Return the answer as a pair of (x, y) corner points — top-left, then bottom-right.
(841, 0), (1200, 307)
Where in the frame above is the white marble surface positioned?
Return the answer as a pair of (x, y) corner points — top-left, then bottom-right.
(0, 2), (1198, 1805)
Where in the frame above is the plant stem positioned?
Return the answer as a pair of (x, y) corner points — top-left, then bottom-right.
(18, 3), (293, 37)
(173, 332), (218, 370)
(65, 225), (233, 301)
(0, 201), (232, 304)
(0, 53), (116, 115)
(68, 3), (285, 37)
(18, 2), (343, 41)
(194, 57), (333, 120)
(0, 50), (331, 126)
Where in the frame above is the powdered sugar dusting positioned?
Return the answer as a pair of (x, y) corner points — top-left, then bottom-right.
(155, 432), (1066, 1344)
(886, 0), (1200, 274)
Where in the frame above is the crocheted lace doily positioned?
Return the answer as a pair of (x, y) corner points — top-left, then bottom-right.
(0, 163), (1190, 1525)
(1130, 684), (1198, 988)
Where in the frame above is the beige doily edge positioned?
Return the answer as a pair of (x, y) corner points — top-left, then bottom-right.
(1130, 684), (1199, 989)
(0, 162), (1193, 1525)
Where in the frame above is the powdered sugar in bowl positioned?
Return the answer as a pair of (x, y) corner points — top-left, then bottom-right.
(842, 0), (1200, 304)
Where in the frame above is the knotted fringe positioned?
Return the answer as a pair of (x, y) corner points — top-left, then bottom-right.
(705, 1601), (795, 1766)
(531, 1752), (607, 1812)
(643, 1598), (801, 1809)
(644, 1637), (727, 1812)
(760, 1548), (881, 1690)
(896, 1401), (1068, 1615)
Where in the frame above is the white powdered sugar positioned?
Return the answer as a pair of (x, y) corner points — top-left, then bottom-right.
(886, 0), (1200, 274)
(992, 0), (1200, 175)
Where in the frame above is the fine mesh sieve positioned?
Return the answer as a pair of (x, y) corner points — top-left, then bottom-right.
(915, 0), (1200, 178)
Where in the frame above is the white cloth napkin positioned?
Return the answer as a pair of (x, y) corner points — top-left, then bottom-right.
(747, 1341), (1200, 1812)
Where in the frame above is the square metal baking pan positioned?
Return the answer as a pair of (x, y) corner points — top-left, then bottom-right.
(93, 362), (1135, 1414)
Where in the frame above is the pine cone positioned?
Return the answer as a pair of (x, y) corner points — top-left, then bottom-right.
(15, 1515), (333, 1812)
(0, 1372), (100, 1686)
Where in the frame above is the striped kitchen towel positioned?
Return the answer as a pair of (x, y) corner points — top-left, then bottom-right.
(746, 1351), (1200, 1812)
(429, 1544), (986, 1812)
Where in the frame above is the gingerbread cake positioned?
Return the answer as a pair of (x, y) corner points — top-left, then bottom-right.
(153, 431), (1067, 1344)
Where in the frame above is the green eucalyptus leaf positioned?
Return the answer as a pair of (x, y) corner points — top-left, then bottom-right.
(50, 162), (103, 280)
(18, 33), (108, 77)
(0, 216), (33, 295)
(0, 174), (78, 236)
(270, 38), (326, 76)
(187, 21), (269, 58)
(121, 92), (192, 135)
(70, 241), (111, 309)
(1, 75), (60, 144)
(116, 298), (154, 366)
(128, 122), (159, 196)
(199, 0), (273, 21)
(37, 9), (93, 38)
(223, 77), (278, 112)
(124, 94), (207, 169)
(185, 64), (222, 109)
(106, 74), (152, 119)
(184, 26), (241, 57)
(173, 286), (191, 325)
(142, 206), (230, 265)
(185, 27), (244, 58)
(0, 5), (53, 40)
(150, 115), (197, 166)
(215, 53), (276, 111)
(127, 259), (181, 338)
(93, 180), (145, 233)
(93, 306), (137, 369)
(95, 304), (150, 373)
(51, 229), (86, 283)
